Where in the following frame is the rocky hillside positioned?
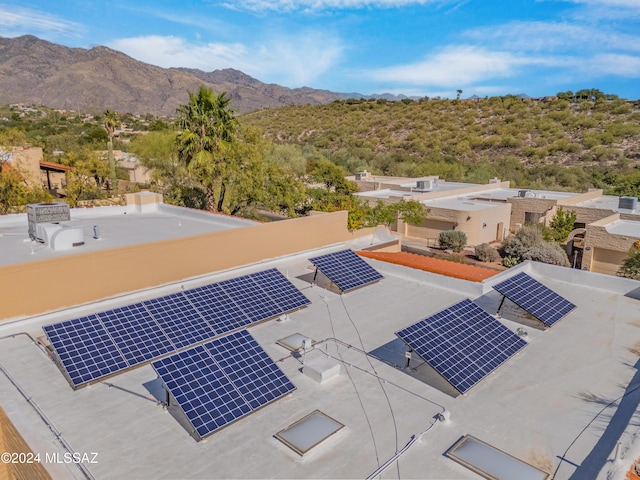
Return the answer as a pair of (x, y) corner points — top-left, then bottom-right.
(0, 35), (343, 115)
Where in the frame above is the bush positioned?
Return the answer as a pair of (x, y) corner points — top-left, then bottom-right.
(502, 256), (519, 268)
(439, 230), (467, 253)
(503, 225), (545, 259)
(617, 247), (640, 280)
(475, 243), (500, 262)
(521, 244), (570, 266)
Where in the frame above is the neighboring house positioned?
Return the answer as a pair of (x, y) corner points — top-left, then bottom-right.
(95, 149), (152, 184)
(352, 173), (640, 275)
(0, 146), (72, 195)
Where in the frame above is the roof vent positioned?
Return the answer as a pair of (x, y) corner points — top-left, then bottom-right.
(619, 196), (638, 211)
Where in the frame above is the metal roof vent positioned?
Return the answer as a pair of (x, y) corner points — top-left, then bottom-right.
(619, 196), (638, 211)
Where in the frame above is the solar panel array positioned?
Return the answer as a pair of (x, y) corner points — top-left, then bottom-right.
(43, 268), (310, 388)
(396, 299), (527, 394)
(152, 330), (295, 440)
(492, 272), (576, 328)
(309, 249), (383, 292)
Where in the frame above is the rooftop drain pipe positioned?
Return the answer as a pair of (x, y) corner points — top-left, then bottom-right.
(0, 332), (95, 480)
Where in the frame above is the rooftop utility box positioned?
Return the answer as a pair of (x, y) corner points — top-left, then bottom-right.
(619, 196), (638, 211)
(303, 351), (341, 384)
(416, 180), (434, 190)
(355, 170), (372, 181)
(27, 202), (70, 241)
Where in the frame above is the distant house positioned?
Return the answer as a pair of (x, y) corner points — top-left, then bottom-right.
(0, 146), (73, 195)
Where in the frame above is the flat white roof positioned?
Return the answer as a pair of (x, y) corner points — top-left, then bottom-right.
(577, 195), (640, 216)
(355, 189), (422, 199)
(472, 188), (579, 201)
(0, 203), (257, 267)
(422, 197), (505, 211)
(1, 246), (639, 480)
(605, 219), (640, 237)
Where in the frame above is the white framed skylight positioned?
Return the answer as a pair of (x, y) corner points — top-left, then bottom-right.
(275, 410), (344, 455)
(446, 435), (550, 480)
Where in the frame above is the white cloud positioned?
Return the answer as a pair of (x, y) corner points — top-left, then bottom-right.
(565, 0), (640, 8)
(368, 46), (523, 87)
(465, 21), (640, 53)
(109, 33), (343, 87)
(590, 54), (640, 77)
(221, 0), (443, 12)
(0, 5), (81, 37)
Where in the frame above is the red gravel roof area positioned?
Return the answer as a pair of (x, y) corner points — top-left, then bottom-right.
(358, 250), (499, 282)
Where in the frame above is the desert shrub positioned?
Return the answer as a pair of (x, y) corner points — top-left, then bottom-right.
(475, 243), (500, 262)
(502, 256), (519, 268)
(439, 230), (467, 253)
(617, 246), (640, 280)
(521, 244), (570, 266)
(503, 225), (545, 259)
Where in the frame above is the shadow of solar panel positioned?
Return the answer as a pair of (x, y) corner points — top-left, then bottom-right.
(152, 330), (295, 440)
(395, 299), (527, 394)
(143, 293), (215, 349)
(309, 249), (383, 292)
(98, 304), (174, 365)
(43, 315), (129, 387)
(183, 283), (251, 335)
(493, 272), (576, 327)
(248, 269), (311, 312)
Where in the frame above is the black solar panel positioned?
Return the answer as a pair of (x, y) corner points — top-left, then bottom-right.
(492, 272), (576, 327)
(152, 330), (295, 440)
(205, 330), (297, 409)
(396, 299), (527, 394)
(249, 269), (311, 313)
(43, 269), (310, 389)
(43, 315), (128, 387)
(143, 293), (215, 349)
(309, 249), (383, 292)
(219, 276), (282, 323)
(184, 283), (251, 335)
(98, 304), (175, 364)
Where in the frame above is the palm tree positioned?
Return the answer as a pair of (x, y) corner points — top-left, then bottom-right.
(103, 109), (119, 193)
(176, 86), (238, 212)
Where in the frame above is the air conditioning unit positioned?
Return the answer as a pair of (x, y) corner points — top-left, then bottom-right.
(416, 180), (434, 190)
(518, 190), (536, 198)
(619, 196), (638, 211)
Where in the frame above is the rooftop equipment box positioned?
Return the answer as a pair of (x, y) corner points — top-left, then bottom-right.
(27, 202), (71, 241)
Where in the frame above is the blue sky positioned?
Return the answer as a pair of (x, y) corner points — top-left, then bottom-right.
(1, 0), (639, 99)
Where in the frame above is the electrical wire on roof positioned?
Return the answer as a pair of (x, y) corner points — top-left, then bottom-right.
(0, 333), (95, 480)
(340, 295), (401, 477)
(320, 297), (382, 469)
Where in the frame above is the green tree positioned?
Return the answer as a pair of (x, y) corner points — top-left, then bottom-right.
(0, 163), (28, 213)
(309, 159), (358, 194)
(617, 244), (640, 280)
(544, 206), (577, 243)
(61, 148), (109, 207)
(176, 86), (238, 212)
(103, 109), (119, 193)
